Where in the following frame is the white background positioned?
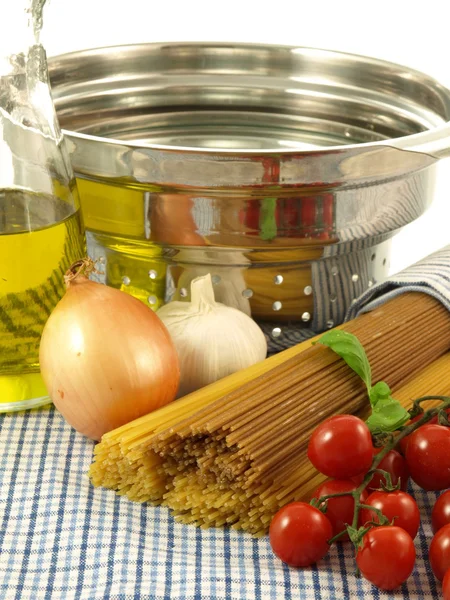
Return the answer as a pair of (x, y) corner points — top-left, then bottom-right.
(39, 0), (450, 272)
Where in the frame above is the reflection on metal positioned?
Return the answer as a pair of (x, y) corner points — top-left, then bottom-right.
(48, 43), (450, 342)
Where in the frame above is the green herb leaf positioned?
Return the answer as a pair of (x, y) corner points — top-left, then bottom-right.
(365, 393), (410, 433)
(315, 331), (409, 433)
(314, 330), (372, 392)
(259, 198), (277, 241)
(369, 381), (392, 407)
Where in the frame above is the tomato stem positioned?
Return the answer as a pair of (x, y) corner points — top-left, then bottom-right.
(358, 504), (391, 525)
(352, 397), (450, 527)
(327, 529), (349, 545)
(313, 396), (450, 555)
(312, 491), (355, 505)
(370, 468), (400, 492)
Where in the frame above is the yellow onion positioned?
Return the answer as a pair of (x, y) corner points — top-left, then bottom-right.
(39, 259), (180, 440)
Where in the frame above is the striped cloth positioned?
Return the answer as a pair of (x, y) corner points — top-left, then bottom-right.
(1, 244), (450, 599)
(347, 244), (450, 319)
(0, 410), (443, 599)
(265, 243), (450, 353)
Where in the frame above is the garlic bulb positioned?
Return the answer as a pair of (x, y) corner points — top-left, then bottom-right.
(157, 274), (267, 396)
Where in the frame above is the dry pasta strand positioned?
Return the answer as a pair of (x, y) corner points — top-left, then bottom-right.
(89, 293), (450, 535)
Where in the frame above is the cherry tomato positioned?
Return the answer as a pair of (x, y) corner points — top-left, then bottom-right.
(406, 425), (450, 490)
(352, 449), (409, 491)
(356, 526), (416, 590)
(398, 415), (422, 455)
(443, 569), (450, 600)
(399, 410), (450, 455)
(312, 479), (368, 540)
(359, 491), (420, 539)
(308, 415), (373, 479)
(269, 502), (332, 567)
(368, 449), (409, 492)
(432, 491), (450, 534)
(429, 523), (450, 581)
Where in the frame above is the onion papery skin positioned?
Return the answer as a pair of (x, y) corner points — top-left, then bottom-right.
(39, 276), (180, 440)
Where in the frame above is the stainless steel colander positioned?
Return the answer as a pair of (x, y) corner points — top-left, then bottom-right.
(48, 43), (450, 348)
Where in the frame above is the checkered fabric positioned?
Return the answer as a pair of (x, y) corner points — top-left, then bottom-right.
(0, 409), (443, 599)
(347, 244), (450, 320)
(2, 245), (450, 599)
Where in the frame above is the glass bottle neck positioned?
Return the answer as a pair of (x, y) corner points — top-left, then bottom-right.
(0, 0), (77, 205)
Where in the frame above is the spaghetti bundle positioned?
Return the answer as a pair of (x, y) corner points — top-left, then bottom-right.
(89, 293), (450, 535)
(89, 340), (310, 500)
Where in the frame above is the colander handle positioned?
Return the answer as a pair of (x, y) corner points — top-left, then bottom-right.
(388, 123), (450, 160)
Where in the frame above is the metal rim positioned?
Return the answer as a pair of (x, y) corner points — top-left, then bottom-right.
(51, 41), (450, 158)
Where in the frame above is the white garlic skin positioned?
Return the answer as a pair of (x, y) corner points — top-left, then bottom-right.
(157, 274), (267, 396)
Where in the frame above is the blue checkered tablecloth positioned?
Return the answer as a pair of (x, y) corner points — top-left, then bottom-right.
(2, 245), (450, 599)
(0, 408), (443, 599)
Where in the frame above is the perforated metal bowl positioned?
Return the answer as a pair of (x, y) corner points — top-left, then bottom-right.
(48, 43), (450, 347)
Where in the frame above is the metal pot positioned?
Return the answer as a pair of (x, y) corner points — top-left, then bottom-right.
(48, 43), (450, 348)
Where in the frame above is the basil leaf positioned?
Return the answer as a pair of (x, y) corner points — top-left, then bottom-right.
(314, 330), (372, 392)
(365, 395), (410, 433)
(369, 381), (392, 407)
(315, 331), (408, 433)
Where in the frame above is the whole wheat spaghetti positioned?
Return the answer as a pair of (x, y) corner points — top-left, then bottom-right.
(89, 293), (450, 534)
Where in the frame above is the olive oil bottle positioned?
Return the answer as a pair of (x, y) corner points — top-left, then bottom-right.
(0, 1), (86, 410)
(0, 190), (85, 409)
(0, 190), (84, 372)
